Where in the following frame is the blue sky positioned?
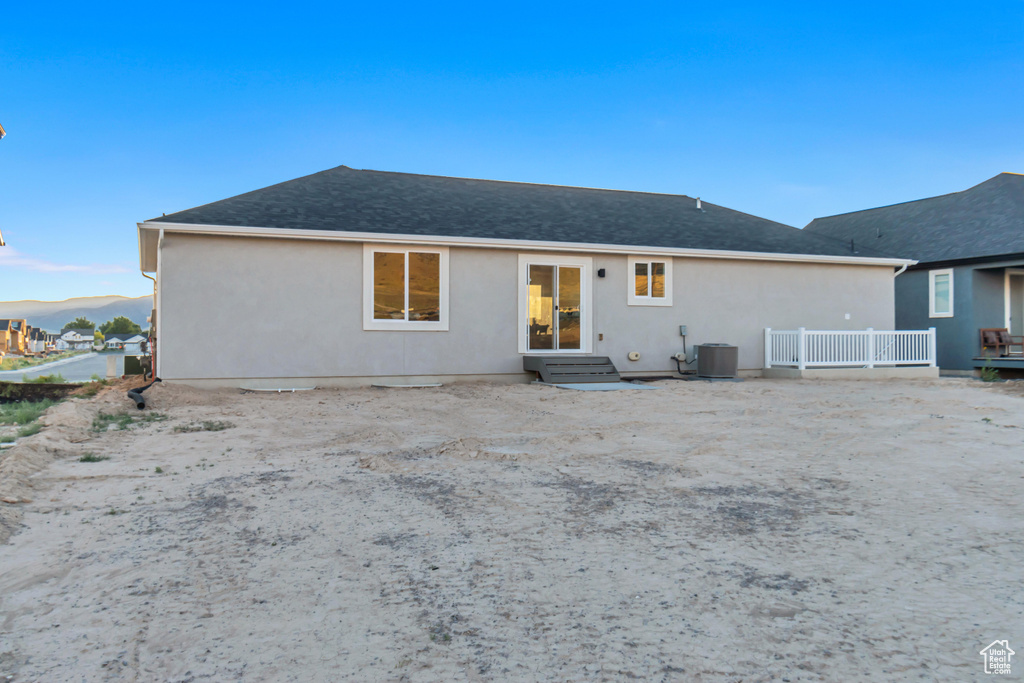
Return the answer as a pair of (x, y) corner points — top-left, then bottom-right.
(2, 1), (1022, 301)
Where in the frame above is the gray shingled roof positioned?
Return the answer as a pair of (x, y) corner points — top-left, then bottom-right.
(805, 173), (1024, 264)
(149, 166), (889, 258)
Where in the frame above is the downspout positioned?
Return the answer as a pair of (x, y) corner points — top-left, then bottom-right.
(141, 271), (157, 379)
(891, 263), (911, 342)
(142, 270), (155, 376)
(138, 227), (164, 379)
(156, 229), (163, 379)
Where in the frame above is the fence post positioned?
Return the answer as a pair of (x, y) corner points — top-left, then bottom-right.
(797, 327), (806, 370)
(866, 327), (875, 368)
(928, 327), (937, 367)
(764, 328), (772, 369)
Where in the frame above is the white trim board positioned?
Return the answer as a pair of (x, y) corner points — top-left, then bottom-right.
(138, 221), (915, 272)
(517, 254), (593, 355)
(1005, 269), (1024, 332)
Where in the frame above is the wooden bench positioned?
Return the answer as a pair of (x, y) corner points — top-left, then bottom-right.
(979, 328), (1024, 357)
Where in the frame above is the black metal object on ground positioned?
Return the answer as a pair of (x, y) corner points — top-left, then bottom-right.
(126, 378), (162, 410)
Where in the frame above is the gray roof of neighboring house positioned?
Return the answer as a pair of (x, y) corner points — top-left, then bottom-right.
(805, 173), (1024, 264)
(148, 165), (892, 258)
(61, 328), (94, 336)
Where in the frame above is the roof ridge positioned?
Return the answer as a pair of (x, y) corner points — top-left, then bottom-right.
(355, 167), (700, 201)
(810, 187), (969, 223)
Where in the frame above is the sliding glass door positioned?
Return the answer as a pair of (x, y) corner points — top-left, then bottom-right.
(528, 264), (581, 351)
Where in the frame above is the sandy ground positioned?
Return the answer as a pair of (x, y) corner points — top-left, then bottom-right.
(0, 377), (1021, 681)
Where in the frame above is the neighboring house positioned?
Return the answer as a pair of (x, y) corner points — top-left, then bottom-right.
(29, 328), (49, 354)
(0, 319), (29, 355)
(105, 333), (147, 354)
(26, 326), (41, 354)
(57, 328), (96, 350)
(10, 320), (26, 354)
(0, 320), (11, 354)
(137, 165), (914, 388)
(22, 324), (42, 354)
(806, 173), (1024, 374)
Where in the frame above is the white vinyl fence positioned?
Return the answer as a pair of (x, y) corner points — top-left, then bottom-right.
(764, 328), (936, 369)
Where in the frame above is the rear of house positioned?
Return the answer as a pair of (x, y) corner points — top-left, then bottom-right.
(138, 166), (911, 388)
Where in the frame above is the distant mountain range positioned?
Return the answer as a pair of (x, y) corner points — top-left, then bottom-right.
(0, 295), (153, 333)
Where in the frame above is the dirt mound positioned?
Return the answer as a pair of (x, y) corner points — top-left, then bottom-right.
(141, 382), (236, 410)
(1, 380), (82, 403)
(0, 397), (106, 543)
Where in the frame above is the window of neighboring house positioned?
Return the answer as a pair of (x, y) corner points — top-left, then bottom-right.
(362, 245), (449, 331)
(627, 256), (673, 306)
(929, 269), (954, 318)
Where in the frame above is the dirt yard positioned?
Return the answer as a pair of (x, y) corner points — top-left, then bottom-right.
(0, 377), (1021, 681)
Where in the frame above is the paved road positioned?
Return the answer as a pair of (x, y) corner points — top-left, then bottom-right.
(0, 352), (125, 383)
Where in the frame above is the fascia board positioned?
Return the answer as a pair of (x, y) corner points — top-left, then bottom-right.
(138, 221), (917, 268)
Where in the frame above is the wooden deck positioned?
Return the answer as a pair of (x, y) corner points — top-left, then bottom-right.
(972, 356), (1024, 369)
(523, 356), (621, 384)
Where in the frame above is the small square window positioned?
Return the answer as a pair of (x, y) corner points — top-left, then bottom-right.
(627, 256), (673, 306)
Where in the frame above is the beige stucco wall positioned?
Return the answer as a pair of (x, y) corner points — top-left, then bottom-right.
(592, 255), (895, 374)
(158, 233), (896, 385)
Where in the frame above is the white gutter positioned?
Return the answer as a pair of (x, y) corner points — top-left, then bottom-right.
(894, 263), (909, 277)
(138, 221), (916, 269)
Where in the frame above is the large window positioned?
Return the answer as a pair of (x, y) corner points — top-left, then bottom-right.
(627, 255), (673, 306)
(363, 245), (449, 331)
(518, 254), (592, 353)
(929, 269), (953, 318)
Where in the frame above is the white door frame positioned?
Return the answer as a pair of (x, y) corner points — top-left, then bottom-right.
(1005, 269), (1024, 333)
(517, 254), (593, 354)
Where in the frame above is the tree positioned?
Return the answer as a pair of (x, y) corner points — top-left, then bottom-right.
(64, 316), (95, 331)
(99, 316), (143, 336)
(94, 331), (105, 344)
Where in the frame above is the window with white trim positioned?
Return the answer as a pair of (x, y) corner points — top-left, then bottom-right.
(627, 256), (673, 306)
(362, 245), (449, 331)
(929, 268), (953, 318)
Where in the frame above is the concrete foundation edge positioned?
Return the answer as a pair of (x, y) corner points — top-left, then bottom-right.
(161, 373), (535, 390)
